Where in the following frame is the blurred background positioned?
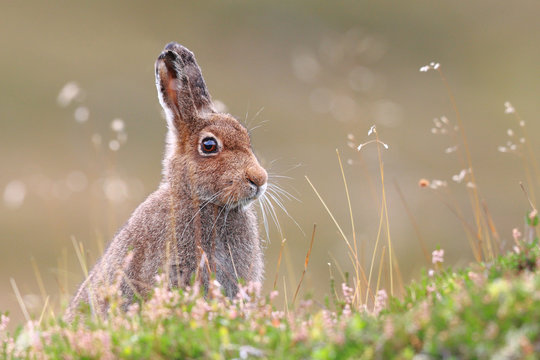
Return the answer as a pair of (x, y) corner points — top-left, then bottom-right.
(2, 0), (540, 324)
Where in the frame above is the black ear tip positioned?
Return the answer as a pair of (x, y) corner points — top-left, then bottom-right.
(164, 42), (180, 51)
(157, 50), (178, 63)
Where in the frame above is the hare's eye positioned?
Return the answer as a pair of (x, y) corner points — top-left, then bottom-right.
(201, 137), (218, 154)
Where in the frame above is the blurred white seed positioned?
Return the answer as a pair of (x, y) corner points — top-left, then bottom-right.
(520, 138), (525, 144)
(347, 141), (355, 148)
(57, 82), (81, 107)
(519, 120), (525, 127)
(431, 128), (438, 134)
(66, 171), (88, 192)
(3, 180), (26, 209)
(433, 118), (442, 128)
(466, 182), (476, 188)
(103, 177), (129, 203)
(498, 146), (507, 153)
(111, 118), (125, 132)
(444, 145), (458, 154)
(347, 133), (355, 141)
(109, 140), (120, 151)
(74, 106), (89, 123)
(347, 159), (353, 165)
(441, 116), (449, 124)
(507, 129), (514, 137)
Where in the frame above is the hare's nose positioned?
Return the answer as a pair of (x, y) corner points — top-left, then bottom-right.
(246, 166), (268, 189)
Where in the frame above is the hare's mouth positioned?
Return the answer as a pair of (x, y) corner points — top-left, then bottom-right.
(218, 183), (266, 210)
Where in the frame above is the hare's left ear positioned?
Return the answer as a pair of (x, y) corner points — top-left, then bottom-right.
(155, 43), (215, 133)
(164, 42), (215, 114)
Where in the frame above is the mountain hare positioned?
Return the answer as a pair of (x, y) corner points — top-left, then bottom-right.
(66, 42), (267, 320)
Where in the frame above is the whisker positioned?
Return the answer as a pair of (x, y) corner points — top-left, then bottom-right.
(258, 196), (271, 242)
(265, 188), (305, 236)
(246, 107), (266, 131)
(267, 183), (299, 202)
(268, 174), (294, 180)
(262, 193), (283, 238)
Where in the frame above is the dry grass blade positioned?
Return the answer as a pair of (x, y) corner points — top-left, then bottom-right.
(292, 224), (316, 306)
(10, 278), (31, 323)
(336, 150), (362, 286)
(375, 246), (386, 297)
(273, 238), (286, 290)
(38, 296), (50, 326)
(71, 236), (88, 278)
(305, 176), (358, 264)
(31, 256), (48, 303)
(520, 181), (537, 211)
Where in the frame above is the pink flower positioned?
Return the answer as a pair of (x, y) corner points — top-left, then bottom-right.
(513, 228), (522, 242)
(0, 314), (9, 332)
(373, 289), (388, 315)
(432, 249), (444, 264)
(269, 290), (279, 301)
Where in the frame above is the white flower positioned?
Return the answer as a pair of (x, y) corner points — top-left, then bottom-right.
(504, 101), (515, 114)
(452, 169), (468, 183)
(419, 62), (441, 72)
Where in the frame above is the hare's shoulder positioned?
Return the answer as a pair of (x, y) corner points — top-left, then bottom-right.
(111, 184), (176, 250)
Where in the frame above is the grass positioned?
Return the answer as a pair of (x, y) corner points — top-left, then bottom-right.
(1, 229), (539, 359)
(3, 61), (540, 358)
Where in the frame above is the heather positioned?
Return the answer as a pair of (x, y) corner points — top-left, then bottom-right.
(1, 228), (539, 359)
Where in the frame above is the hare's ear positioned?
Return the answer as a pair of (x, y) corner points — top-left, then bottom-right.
(164, 42), (215, 114)
(155, 49), (197, 131)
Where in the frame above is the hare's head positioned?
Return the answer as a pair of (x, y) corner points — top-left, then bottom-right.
(155, 42), (267, 208)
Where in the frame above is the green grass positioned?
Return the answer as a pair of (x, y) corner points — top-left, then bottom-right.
(2, 236), (540, 359)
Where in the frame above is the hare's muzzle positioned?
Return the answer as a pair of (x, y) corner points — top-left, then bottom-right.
(246, 165), (268, 199)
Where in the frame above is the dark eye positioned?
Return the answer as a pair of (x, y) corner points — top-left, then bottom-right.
(201, 137), (218, 154)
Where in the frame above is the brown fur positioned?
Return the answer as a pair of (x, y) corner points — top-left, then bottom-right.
(66, 43), (267, 321)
